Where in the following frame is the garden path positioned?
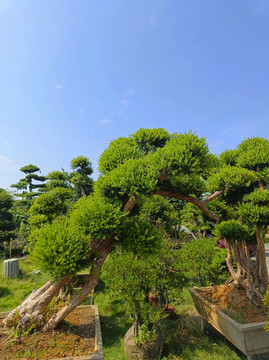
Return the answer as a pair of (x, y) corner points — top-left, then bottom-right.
(265, 243), (269, 275)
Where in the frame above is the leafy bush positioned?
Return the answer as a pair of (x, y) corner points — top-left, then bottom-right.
(178, 238), (227, 286)
(103, 246), (186, 337)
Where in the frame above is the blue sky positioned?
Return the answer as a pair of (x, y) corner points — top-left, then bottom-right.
(1, 0), (269, 190)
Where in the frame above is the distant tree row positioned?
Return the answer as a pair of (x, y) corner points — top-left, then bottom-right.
(0, 156), (93, 252)
(10, 156), (93, 202)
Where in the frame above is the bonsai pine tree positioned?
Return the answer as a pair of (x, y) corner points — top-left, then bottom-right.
(0, 189), (16, 246)
(11, 164), (46, 203)
(70, 156), (93, 198)
(28, 170), (74, 227)
(1, 129), (268, 336)
(212, 137), (269, 301)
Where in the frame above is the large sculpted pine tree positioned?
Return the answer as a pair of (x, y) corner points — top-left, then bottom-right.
(2, 128), (269, 335)
(11, 164), (46, 203)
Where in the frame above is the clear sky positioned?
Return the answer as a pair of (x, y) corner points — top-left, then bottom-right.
(1, 0), (269, 190)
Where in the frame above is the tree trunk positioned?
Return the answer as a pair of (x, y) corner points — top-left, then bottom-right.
(1, 276), (69, 331)
(256, 224), (268, 293)
(225, 240), (239, 284)
(81, 186), (86, 197)
(1, 238), (112, 334)
(42, 241), (111, 332)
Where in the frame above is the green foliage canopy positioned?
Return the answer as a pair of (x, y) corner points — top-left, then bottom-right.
(30, 218), (89, 280)
(0, 189), (16, 244)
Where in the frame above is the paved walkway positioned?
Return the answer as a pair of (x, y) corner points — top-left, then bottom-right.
(265, 243), (269, 273)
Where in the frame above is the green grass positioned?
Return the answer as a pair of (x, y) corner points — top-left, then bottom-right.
(93, 281), (247, 360)
(92, 279), (131, 360)
(0, 257), (49, 311)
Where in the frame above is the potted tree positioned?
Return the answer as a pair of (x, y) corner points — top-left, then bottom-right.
(190, 137), (269, 359)
(103, 244), (185, 360)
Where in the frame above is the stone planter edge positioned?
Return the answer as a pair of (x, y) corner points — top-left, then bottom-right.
(189, 287), (269, 358)
(0, 305), (104, 360)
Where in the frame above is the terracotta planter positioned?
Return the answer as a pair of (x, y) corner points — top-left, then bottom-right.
(190, 287), (269, 360)
(148, 295), (175, 319)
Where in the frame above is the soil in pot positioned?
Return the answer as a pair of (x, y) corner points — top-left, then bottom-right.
(197, 284), (268, 323)
(0, 307), (95, 360)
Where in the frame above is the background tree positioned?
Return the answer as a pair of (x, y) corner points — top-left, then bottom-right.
(178, 237), (227, 286)
(11, 164), (46, 202)
(45, 170), (71, 192)
(179, 202), (212, 239)
(70, 156), (93, 198)
(2, 129), (269, 337)
(0, 189), (16, 247)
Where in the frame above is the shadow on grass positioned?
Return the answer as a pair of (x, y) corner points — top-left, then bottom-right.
(97, 296), (132, 348)
(160, 314), (246, 360)
(0, 286), (12, 298)
(100, 313), (131, 348)
(94, 278), (106, 294)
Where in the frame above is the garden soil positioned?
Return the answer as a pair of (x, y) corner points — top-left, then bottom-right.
(0, 307), (95, 360)
(198, 284), (269, 323)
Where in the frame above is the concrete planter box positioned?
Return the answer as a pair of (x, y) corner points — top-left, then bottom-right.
(0, 305), (104, 360)
(190, 287), (269, 360)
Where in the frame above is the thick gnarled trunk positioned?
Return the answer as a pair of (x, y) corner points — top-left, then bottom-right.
(1, 276), (69, 331)
(1, 238), (112, 334)
(42, 240), (111, 332)
(255, 224), (268, 293)
(225, 238), (265, 304)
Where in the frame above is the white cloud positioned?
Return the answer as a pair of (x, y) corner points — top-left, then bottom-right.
(54, 83), (64, 90)
(2, 140), (10, 145)
(121, 99), (129, 106)
(0, 155), (17, 171)
(150, 15), (157, 27)
(97, 118), (112, 125)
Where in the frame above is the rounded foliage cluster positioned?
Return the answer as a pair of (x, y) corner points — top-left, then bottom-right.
(213, 220), (251, 244)
(70, 194), (125, 239)
(30, 218), (89, 279)
(239, 189), (269, 225)
(117, 218), (163, 255)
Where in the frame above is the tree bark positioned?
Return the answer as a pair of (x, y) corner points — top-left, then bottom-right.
(81, 186), (86, 198)
(41, 238), (112, 332)
(256, 224), (268, 293)
(1, 236), (113, 334)
(1, 276), (69, 330)
(225, 240), (239, 283)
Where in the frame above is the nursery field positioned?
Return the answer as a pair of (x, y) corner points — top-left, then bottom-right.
(0, 258), (246, 359)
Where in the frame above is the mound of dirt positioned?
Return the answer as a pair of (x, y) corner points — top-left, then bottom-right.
(198, 285), (268, 323)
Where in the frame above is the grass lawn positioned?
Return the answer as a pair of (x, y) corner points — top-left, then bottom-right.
(0, 257), (49, 312)
(0, 257), (247, 359)
(94, 282), (246, 360)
